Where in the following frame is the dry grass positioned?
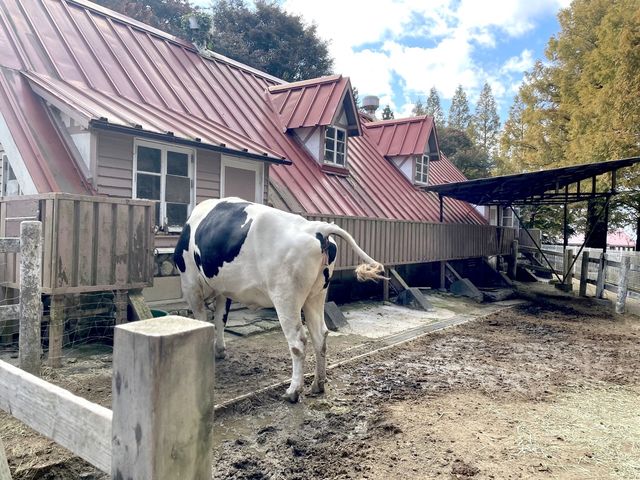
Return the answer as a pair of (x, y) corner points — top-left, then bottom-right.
(506, 381), (640, 479)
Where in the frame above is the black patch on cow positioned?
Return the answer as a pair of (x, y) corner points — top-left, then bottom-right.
(194, 201), (253, 278)
(316, 232), (326, 250)
(323, 267), (330, 289)
(327, 242), (337, 265)
(173, 223), (191, 273)
(222, 298), (232, 325)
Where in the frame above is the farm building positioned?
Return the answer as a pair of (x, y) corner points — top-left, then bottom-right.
(0, 0), (515, 309)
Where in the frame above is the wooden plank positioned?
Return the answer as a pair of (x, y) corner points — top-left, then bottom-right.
(0, 359), (112, 473)
(0, 238), (19, 253)
(55, 199), (76, 288)
(615, 256), (630, 314)
(128, 205), (146, 284)
(579, 251), (590, 297)
(42, 199), (54, 291)
(95, 203), (113, 285)
(77, 201), (95, 286)
(114, 204), (130, 285)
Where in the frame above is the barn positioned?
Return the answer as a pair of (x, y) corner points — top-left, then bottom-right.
(0, 0), (515, 313)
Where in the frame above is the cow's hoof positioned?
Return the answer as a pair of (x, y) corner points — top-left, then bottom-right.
(282, 390), (300, 403)
(311, 381), (325, 395)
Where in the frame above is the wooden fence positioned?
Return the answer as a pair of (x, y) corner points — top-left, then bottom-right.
(519, 245), (638, 312)
(0, 193), (155, 294)
(303, 214), (517, 270)
(0, 316), (214, 479)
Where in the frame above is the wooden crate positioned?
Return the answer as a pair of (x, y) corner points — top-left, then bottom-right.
(0, 193), (155, 294)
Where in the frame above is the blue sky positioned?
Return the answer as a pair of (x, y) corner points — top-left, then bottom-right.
(197, 0), (570, 123)
(281, 0), (571, 123)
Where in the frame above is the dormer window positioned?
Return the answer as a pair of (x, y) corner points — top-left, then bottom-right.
(415, 155), (429, 184)
(323, 126), (347, 166)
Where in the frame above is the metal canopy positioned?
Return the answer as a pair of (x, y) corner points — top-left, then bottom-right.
(423, 157), (640, 206)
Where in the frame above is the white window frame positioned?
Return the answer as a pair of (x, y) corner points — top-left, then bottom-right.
(220, 155), (264, 204)
(132, 139), (195, 233)
(414, 154), (429, 185)
(323, 125), (347, 167)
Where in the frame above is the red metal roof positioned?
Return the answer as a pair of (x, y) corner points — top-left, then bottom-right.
(268, 75), (361, 134)
(0, 0), (485, 224)
(364, 116), (436, 157)
(24, 71), (288, 162)
(0, 66), (91, 193)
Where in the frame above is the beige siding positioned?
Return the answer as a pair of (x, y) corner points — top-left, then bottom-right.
(196, 149), (220, 203)
(96, 131), (134, 197)
(263, 164), (269, 204)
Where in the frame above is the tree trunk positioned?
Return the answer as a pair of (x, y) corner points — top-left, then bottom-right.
(585, 198), (607, 249)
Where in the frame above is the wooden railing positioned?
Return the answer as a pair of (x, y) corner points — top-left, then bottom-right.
(304, 214), (517, 270)
(0, 194), (155, 294)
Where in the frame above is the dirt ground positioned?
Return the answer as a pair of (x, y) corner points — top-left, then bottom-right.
(1, 289), (639, 479)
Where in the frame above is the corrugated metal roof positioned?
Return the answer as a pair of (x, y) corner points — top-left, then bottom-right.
(268, 75), (361, 134)
(0, 0), (485, 224)
(24, 71), (288, 163)
(364, 116), (436, 157)
(0, 66), (91, 193)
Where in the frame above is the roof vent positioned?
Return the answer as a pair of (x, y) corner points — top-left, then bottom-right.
(361, 95), (380, 117)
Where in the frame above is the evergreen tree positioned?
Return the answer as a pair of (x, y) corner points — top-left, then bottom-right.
(411, 98), (426, 116)
(381, 105), (394, 120)
(448, 85), (471, 130)
(496, 94), (528, 174)
(439, 127), (492, 179)
(94, 0), (196, 37)
(425, 87), (445, 127)
(471, 82), (500, 155)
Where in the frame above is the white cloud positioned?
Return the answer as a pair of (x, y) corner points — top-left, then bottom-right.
(279, 0), (568, 119)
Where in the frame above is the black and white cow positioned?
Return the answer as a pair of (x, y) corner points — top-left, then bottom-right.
(174, 198), (385, 402)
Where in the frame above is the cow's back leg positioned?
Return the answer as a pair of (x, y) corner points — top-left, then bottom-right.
(274, 300), (307, 403)
(303, 289), (330, 394)
(212, 296), (230, 359)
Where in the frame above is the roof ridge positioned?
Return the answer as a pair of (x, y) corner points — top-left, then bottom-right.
(364, 115), (430, 127)
(268, 74), (342, 93)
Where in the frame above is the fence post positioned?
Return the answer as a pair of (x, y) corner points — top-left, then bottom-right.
(579, 251), (590, 297)
(18, 221), (42, 376)
(564, 248), (574, 290)
(615, 256), (631, 314)
(508, 239), (518, 280)
(596, 252), (606, 298)
(0, 436), (11, 480)
(111, 316), (215, 479)
(48, 295), (64, 368)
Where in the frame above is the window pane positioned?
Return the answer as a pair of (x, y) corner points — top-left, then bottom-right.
(336, 152), (345, 165)
(136, 173), (160, 200)
(337, 129), (345, 141)
(336, 141), (345, 154)
(324, 148), (334, 162)
(165, 175), (191, 204)
(167, 151), (189, 176)
(326, 127), (335, 139)
(166, 203), (188, 227)
(137, 146), (161, 173)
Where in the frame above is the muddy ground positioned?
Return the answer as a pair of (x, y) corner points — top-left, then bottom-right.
(1, 290), (639, 479)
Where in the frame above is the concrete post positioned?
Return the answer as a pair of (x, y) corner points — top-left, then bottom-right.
(564, 248), (575, 290)
(18, 221), (42, 376)
(114, 290), (128, 325)
(0, 436), (11, 480)
(111, 316), (215, 480)
(615, 256), (630, 314)
(579, 251), (590, 297)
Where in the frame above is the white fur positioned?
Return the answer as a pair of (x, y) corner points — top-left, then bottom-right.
(178, 197), (382, 402)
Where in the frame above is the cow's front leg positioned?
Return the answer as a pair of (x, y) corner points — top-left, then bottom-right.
(212, 296), (230, 359)
(275, 302), (307, 403)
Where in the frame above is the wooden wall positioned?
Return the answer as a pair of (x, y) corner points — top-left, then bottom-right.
(0, 194), (155, 294)
(304, 214), (517, 270)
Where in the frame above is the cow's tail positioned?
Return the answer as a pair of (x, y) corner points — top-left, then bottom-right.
(318, 224), (387, 282)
